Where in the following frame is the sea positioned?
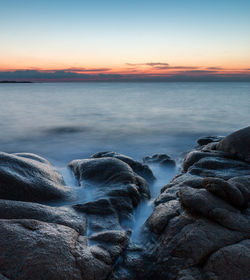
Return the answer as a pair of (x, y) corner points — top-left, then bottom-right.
(1, 82), (249, 164)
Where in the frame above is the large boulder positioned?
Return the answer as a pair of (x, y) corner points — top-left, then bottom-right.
(91, 151), (155, 182)
(216, 126), (250, 162)
(143, 153), (176, 167)
(69, 157), (150, 200)
(0, 219), (111, 280)
(0, 152), (71, 202)
(0, 199), (86, 234)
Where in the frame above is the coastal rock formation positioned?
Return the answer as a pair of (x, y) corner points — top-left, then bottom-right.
(216, 126), (250, 162)
(143, 153), (176, 167)
(0, 126), (250, 279)
(110, 127), (250, 280)
(0, 152), (71, 202)
(68, 156), (150, 266)
(91, 151), (155, 182)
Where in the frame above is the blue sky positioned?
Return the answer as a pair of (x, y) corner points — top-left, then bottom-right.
(0, 0), (249, 80)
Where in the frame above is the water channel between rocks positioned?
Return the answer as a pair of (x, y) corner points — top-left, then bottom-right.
(51, 160), (181, 244)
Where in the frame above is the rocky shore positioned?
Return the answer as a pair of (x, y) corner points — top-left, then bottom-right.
(0, 126), (249, 280)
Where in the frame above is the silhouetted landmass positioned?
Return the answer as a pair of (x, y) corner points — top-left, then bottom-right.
(0, 80), (32, 83)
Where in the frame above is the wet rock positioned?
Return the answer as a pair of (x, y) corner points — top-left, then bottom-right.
(74, 199), (115, 215)
(69, 155), (152, 272)
(0, 219), (111, 280)
(197, 136), (224, 146)
(183, 150), (225, 172)
(69, 157), (149, 197)
(89, 230), (128, 246)
(69, 157), (150, 217)
(146, 200), (180, 234)
(0, 152), (71, 202)
(216, 126), (250, 162)
(202, 177), (245, 208)
(143, 153), (176, 167)
(154, 218), (248, 279)
(179, 187), (238, 216)
(113, 127), (250, 280)
(204, 239), (250, 280)
(188, 156), (250, 180)
(91, 151), (155, 182)
(0, 199), (86, 234)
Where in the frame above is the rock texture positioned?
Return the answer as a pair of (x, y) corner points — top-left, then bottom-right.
(91, 151), (155, 182)
(143, 153), (176, 167)
(0, 126), (250, 280)
(111, 127), (250, 280)
(0, 152), (71, 202)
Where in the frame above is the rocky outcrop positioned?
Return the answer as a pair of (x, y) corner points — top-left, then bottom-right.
(91, 151), (155, 182)
(0, 126), (250, 280)
(0, 152), (71, 202)
(216, 126), (250, 162)
(0, 219), (111, 280)
(143, 153), (176, 167)
(68, 156), (150, 268)
(0, 152), (151, 280)
(111, 127), (250, 280)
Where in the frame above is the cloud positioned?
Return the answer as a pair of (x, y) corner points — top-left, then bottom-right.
(126, 62), (169, 67)
(153, 66), (199, 70)
(206, 67), (224, 70)
(126, 62), (199, 70)
(63, 67), (111, 72)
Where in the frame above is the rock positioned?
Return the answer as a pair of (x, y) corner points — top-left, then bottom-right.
(188, 156), (250, 180)
(0, 199), (86, 234)
(179, 187), (238, 217)
(112, 127), (250, 280)
(0, 152), (71, 202)
(228, 175), (250, 205)
(1, 127), (250, 280)
(69, 157), (149, 196)
(197, 136), (224, 146)
(89, 230), (128, 246)
(150, 215), (248, 279)
(183, 151), (225, 172)
(216, 126), (250, 162)
(146, 200), (180, 234)
(143, 153), (176, 167)
(204, 239), (250, 280)
(0, 219), (111, 280)
(91, 151), (155, 182)
(202, 177), (245, 208)
(69, 155), (152, 271)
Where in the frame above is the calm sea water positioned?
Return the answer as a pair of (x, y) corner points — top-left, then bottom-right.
(0, 82), (249, 166)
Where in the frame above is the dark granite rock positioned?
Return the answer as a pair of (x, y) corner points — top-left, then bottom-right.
(0, 199), (86, 234)
(204, 239), (250, 280)
(1, 127), (250, 279)
(0, 152), (71, 202)
(91, 151), (155, 182)
(111, 127), (250, 280)
(143, 153), (176, 167)
(197, 136), (224, 146)
(216, 126), (250, 162)
(0, 219), (111, 280)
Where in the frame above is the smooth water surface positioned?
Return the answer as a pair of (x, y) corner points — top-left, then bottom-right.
(0, 82), (249, 166)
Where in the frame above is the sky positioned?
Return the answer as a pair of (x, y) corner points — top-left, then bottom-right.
(0, 0), (250, 81)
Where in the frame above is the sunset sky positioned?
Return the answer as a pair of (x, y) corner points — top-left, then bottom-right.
(1, 0), (250, 81)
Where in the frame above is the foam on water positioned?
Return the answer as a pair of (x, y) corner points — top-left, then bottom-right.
(131, 162), (180, 243)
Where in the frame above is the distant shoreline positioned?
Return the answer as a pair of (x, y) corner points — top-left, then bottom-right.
(0, 81), (32, 83)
